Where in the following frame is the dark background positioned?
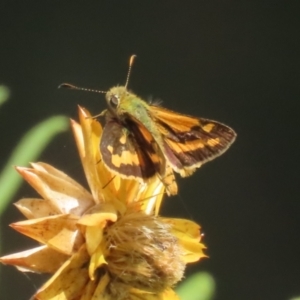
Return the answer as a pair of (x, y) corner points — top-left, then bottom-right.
(0, 1), (299, 300)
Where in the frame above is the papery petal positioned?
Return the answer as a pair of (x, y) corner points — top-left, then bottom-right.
(89, 245), (107, 280)
(36, 245), (90, 300)
(80, 272), (110, 300)
(179, 238), (207, 263)
(16, 165), (94, 215)
(115, 178), (141, 205)
(139, 177), (165, 215)
(75, 107), (105, 204)
(11, 214), (81, 255)
(78, 203), (117, 227)
(0, 246), (68, 273)
(70, 118), (85, 160)
(77, 203), (118, 255)
(89, 272), (110, 300)
(31, 162), (84, 188)
(14, 198), (59, 219)
(163, 218), (206, 263)
(84, 226), (104, 256)
(162, 218), (201, 241)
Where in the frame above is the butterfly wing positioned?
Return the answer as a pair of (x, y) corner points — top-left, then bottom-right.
(130, 117), (178, 195)
(150, 105), (236, 176)
(100, 116), (160, 180)
(100, 114), (178, 195)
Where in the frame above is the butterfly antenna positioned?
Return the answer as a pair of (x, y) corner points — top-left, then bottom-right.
(58, 83), (106, 94)
(124, 54), (137, 88)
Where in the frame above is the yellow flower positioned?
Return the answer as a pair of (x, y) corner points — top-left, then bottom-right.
(0, 107), (206, 300)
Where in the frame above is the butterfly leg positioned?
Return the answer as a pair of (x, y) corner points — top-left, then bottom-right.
(88, 109), (107, 119)
(102, 175), (116, 189)
(159, 165), (178, 196)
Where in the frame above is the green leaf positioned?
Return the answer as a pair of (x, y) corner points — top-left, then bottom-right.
(0, 116), (69, 213)
(0, 85), (10, 107)
(176, 272), (215, 300)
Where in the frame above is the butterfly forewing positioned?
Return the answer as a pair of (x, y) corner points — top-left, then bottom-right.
(150, 105), (236, 176)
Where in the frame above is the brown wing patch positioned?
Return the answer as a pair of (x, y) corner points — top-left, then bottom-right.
(151, 105), (236, 176)
(132, 120), (162, 169)
(132, 119), (178, 194)
(100, 119), (158, 179)
(107, 145), (140, 168)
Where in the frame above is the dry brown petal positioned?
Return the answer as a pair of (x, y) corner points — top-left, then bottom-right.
(16, 165), (94, 216)
(78, 203), (118, 227)
(89, 247), (107, 280)
(162, 218), (206, 263)
(178, 238), (207, 263)
(76, 107), (104, 204)
(0, 246), (69, 273)
(30, 162), (84, 188)
(162, 218), (201, 241)
(36, 245), (90, 300)
(80, 272), (110, 300)
(11, 214), (81, 255)
(89, 273), (111, 300)
(14, 198), (59, 219)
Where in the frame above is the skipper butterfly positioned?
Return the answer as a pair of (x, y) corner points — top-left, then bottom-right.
(60, 56), (236, 195)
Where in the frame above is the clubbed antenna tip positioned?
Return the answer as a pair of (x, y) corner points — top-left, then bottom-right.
(58, 83), (77, 89)
(125, 54), (137, 88)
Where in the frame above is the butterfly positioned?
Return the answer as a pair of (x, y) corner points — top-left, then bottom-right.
(60, 55), (236, 195)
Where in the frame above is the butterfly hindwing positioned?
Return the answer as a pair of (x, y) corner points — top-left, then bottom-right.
(130, 117), (178, 195)
(100, 116), (159, 180)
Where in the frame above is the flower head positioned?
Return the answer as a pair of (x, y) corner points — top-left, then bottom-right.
(0, 107), (206, 300)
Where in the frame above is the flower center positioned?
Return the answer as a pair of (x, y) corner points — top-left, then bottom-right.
(103, 211), (185, 292)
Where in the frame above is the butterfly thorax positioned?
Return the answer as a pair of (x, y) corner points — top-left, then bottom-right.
(105, 86), (164, 146)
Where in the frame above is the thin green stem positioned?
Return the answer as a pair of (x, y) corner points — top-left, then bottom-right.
(0, 116), (69, 213)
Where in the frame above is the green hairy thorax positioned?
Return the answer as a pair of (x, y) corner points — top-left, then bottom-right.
(106, 86), (164, 147)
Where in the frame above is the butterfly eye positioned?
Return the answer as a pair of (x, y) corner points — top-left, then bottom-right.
(109, 95), (120, 108)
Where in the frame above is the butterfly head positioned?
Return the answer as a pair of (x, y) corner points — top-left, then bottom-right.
(105, 86), (129, 115)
